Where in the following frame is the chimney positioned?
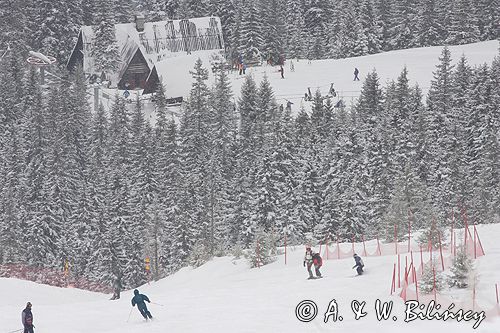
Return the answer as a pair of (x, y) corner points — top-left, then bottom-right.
(135, 14), (145, 32)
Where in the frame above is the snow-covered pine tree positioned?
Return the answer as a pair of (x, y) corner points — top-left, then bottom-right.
(261, 0), (285, 65)
(449, 242), (473, 288)
(107, 95), (145, 288)
(465, 64), (496, 224)
(285, 0), (306, 59)
(426, 47), (455, 218)
(208, 68), (237, 252)
(388, 0), (418, 50)
(448, 56), (473, 208)
(212, 0), (237, 61)
(446, 0), (480, 45)
(334, 0), (367, 58)
(92, 0), (120, 78)
(0, 53), (25, 263)
(86, 103), (114, 286)
(375, 0), (393, 51)
(420, 257), (444, 293)
(475, 0), (499, 41)
(245, 228), (277, 267)
(28, 0), (82, 66)
(238, 0), (264, 63)
(0, 0), (30, 52)
(417, 217), (446, 249)
(358, 0), (381, 54)
(176, 59), (212, 264)
(129, 96), (156, 283)
(415, 0), (445, 46)
(356, 70), (389, 236)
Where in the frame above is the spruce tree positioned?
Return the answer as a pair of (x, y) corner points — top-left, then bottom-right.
(92, 0), (120, 77)
(449, 243), (473, 288)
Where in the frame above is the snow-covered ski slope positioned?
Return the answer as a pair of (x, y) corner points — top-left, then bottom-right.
(1, 223), (500, 333)
(227, 40), (498, 112)
(97, 40), (498, 122)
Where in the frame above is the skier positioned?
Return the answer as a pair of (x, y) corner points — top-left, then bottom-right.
(303, 247), (314, 279)
(131, 289), (153, 320)
(312, 252), (323, 278)
(22, 302), (34, 333)
(110, 276), (122, 300)
(354, 67), (360, 81)
(239, 62), (243, 75)
(279, 65), (284, 79)
(352, 253), (364, 275)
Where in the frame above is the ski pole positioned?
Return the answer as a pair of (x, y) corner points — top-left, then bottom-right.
(126, 307), (133, 322)
(151, 302), (164, 306)
(6, 329), (23, 333)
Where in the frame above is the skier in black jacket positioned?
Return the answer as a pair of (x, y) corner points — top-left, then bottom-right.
(131, 289), (153, 320)
(352, 253), (364, 275)
(22, 302), (34, 333)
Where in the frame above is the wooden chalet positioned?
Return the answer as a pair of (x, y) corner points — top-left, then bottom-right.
(67, 16), (224, 91)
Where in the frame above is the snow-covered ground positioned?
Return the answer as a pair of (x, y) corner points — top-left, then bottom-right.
(91, 40), (498, 122)
(229, 40), (499, 112)
(1, 223), (499, 333)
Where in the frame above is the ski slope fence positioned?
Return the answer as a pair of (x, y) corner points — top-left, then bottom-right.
(0, 264), (112, 293)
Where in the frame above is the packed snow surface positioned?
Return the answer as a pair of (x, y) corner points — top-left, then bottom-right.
(1, 223), (499, 333)
(228, 40), (499, 112)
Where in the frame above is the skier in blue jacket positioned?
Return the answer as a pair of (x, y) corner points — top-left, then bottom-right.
(131, 289), (153, 320)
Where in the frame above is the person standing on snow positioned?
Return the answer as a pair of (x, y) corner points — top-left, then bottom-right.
(110, 276), (122, 300)
(22, 302), (34, 333)
(312, 252), (323, 278)
(131, 289), (153, 320)
(354, 67), (360, 81)
(352, 253), (364, 275)
(303, 247), (315, 279)
(279, 65), (285, 79)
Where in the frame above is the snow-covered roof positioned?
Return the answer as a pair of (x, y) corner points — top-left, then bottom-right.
(148, 49), (223, 98)
(78, 16), (224, 85)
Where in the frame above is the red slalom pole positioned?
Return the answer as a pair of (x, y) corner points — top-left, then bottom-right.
(405, 256), (408, 284)
(326, 236), (329, 260)
(473, 223), (477, 259)
(420, 246), (424, 275)
(496, 283), (499, 304)
(438, 230), (444, 271)
(394, 223), (398, 255)
(256, 240), (260, 268)
(474, 226), (485, 256)
(453, 231), (457, 257)
(337, 235), (340, 259)
(398, 254), (401, 289)
(414, 266), (418, 301)
(391, 263), (396, 295)
(451, 209), (454, 254)
(284, 233), (287, 265)
(408, 209), (412, 253)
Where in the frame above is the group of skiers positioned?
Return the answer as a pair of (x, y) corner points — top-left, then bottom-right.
(303, 247), (364, 280)
(18, 247), (361, 330)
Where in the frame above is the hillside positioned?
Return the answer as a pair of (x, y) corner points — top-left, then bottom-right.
(1, 223), (499, 333)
